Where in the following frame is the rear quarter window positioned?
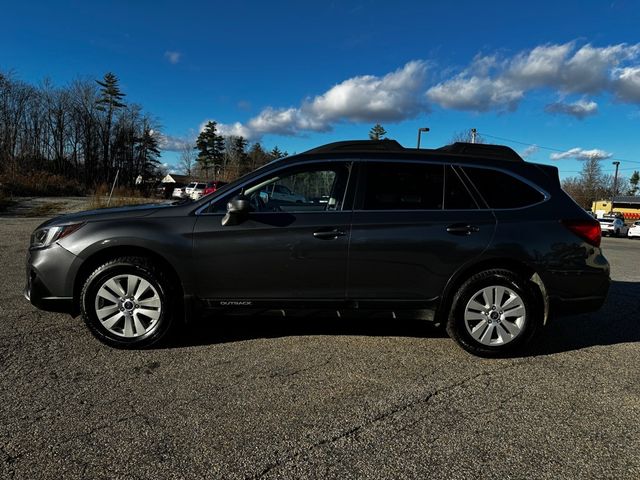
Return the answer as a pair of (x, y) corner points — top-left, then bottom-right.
(462, 166), (545, 209)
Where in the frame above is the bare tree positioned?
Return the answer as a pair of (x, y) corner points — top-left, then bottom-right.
(561, 157), (618, 208)
(450, 129), (485, 144)
(179, 142), (196, 178)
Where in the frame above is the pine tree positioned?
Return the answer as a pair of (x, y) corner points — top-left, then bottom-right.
(369, 123), (387, 140)
(270, 146), (285, 160)
(136, 123), (161, 180)
(96, 73), (126, 179)
(629, 171), (640, 196)
(248, 142), (270, 171)
(195, 121), (225, 180)
(230, 136), (249, 177)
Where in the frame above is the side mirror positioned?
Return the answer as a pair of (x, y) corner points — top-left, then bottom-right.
(221, 195), (250, 226)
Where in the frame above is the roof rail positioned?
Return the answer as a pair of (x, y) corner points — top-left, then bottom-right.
(303, 139), (405, 154)
(436, 142), (524, 162)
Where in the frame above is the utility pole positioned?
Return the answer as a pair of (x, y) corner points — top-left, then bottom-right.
(471, 128), (477, 144)
(612, 161), (620, 213)
(417, 127), (430, 149)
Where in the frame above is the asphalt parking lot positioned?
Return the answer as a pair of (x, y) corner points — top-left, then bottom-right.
(1, 217), (639, 480)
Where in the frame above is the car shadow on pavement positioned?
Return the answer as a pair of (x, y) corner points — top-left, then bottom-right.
(168, 280), (639, 355)
(525, 280), (640, 356)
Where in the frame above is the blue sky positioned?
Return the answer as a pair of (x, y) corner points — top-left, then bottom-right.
(2, 0), (640, 179)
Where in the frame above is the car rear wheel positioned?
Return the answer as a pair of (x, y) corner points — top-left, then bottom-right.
(446, 269), (542, 357)
(80, 256), (176, 348)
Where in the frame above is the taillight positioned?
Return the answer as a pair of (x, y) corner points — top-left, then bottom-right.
(561, 220), (601, 247)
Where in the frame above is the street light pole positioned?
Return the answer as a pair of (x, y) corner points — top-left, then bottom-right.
(417, 127), (430, 149)
(612, 161), (620, 213)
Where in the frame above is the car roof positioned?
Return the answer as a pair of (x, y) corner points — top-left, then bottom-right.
(299, 140), (524, 162)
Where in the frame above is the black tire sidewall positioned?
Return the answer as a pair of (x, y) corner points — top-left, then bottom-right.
(81, 258), (173, 348)
(447, 270), (540, 357)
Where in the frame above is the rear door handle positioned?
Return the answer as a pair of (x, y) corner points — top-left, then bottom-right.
(313, 228), (346, 240)
(446, 224), (480, 235)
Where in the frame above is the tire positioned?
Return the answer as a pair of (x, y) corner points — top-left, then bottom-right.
(446, 269), (542, 357)
(80, 256), (177, 348)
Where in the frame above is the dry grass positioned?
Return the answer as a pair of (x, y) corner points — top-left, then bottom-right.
(24, 201), (68, 217)
(88, 183), (160, 210)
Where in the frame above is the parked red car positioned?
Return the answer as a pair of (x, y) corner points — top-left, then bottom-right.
(203, 181), (228, 196)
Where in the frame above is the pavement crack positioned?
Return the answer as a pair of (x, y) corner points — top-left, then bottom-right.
(247, 360), (527, 479)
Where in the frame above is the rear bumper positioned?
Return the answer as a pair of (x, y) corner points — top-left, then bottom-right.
(550, 292), (609, 316)
(542, 260), (610, 317)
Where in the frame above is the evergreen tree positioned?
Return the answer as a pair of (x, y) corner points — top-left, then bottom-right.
(230, 136), (249, 177)
(248, 142), (270, 172)
(96, 72), (126, 179)
(628, 171), (640, 196)
(195, 121), (225, 179)
(270, 146), (285, 160)
(369, 123), (387, 140)
(136, 123), (161, 180)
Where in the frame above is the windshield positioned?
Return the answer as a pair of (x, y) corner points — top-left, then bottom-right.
(599, 219), (614, 223)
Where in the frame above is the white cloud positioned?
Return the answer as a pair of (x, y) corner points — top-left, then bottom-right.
(216, 121), (254, 139)
(210, 61), (428, 140)
(427, 76), (523, 112)
(164, 51), (182, 64)
(427, 42), (640, 112)
(304, 60), (428, 123)
(506, 43), (574, 89)
(194, 42), (640, 140)
(158, 134), (191, 152)
(613, 66), (640, 102)
(544, 99), (598, 119)
(550, 147), (613, 161)
(520, 145), (539, 158)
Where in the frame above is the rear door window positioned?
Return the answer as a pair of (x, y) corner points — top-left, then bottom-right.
(444, 166), (477, 210)
(360, 162), (444, 210)
(462, 167), (545, 209)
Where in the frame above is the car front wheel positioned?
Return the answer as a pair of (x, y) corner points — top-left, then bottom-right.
(80, 256), (176, 348)
(446, 269), (541, 357)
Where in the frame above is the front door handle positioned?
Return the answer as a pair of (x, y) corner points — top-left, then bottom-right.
(446, 224), (480, 235)
(313, 228), (346, 240)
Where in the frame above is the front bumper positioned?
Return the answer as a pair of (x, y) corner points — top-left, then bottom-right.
(25, 243), (79, 315)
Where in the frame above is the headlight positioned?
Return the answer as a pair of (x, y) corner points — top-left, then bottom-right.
(30, 223), (84, 249)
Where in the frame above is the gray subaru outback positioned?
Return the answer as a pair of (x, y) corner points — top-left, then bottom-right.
(25, 140), (610, 356)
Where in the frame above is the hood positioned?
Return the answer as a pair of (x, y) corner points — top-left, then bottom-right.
(37, 202), (175, 229)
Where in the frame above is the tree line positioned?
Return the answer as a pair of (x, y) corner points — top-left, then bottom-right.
(187, 121), (287, 182)
(561, 159), (638, 209)
(0, 71), (162, 191)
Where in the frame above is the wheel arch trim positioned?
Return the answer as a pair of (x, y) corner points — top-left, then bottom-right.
(72, 245), (187, 319)
(437, 256), (549, 326)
